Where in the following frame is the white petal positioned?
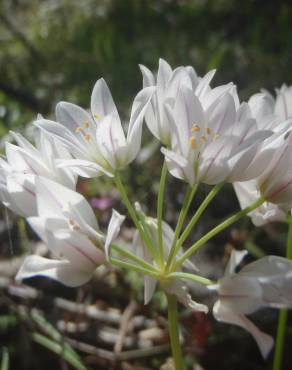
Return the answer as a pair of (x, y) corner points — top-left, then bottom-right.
(104, 209), (125, 259)
(16, 255), (94, 287)
(56, 101), (95, 133)
(139, 64), (155, 87)
(126, 86), (156, 164)
(91, 78), (119, 119)
(225, 248), (248, 275)
(6, 174), (37, 217)
(213, 301), (273, 358)
(35, 177), (98, 230)
(56, 158), (113, 178)
(144, 276), (157, 305)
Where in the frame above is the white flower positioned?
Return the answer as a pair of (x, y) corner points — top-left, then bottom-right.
(128, 213), (208, 313)
(160, 85), (270, 185)
(0, 130), (76, 217)
(249, 84), (292, 131)
(16, 177), (124, 287)
(234, 180), (286, 226)
(211, 249), (292, 358)
(35, 79), (155, 178)
(256, 131), (292, 205)
(140, 58), (238, 146)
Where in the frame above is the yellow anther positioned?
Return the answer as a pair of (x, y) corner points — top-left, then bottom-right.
(75, 127), (83, 133)
(69, 219), (75, 225)
(206, 127), (212, 135)
(84, 134), (91, 141)
(94, 113), (101, 120)
(200, 135), (207, 143)
(189, 137), (197, 149)
(191, 124), (200, 132)
(83, 121), (90, 128)
(213, 134), (220, 141)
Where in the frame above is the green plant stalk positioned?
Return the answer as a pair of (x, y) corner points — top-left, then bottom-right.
(166, 184), (198, 271)
(157, 161), (168, 264)
(273, 214), (292, 370)
(167, 272), (214, 285)
(136, 208), (160, 262)
(174, 196), (265, 270)
(114, 173), (158, 261)
(174, 183), (223, 255)
(166, 294), (184, 370)
(111, 243), (157, 272)
(110, 257), (159, 277)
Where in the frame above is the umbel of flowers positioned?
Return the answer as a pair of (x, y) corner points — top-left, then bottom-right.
(1, 59), (292, 370)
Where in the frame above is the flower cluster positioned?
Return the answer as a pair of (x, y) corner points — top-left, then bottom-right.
(1, 59), (292, 361)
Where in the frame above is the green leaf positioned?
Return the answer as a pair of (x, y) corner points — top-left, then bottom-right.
(32, 332), (88, 370)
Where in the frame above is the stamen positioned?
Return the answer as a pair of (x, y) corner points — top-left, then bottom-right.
(191, 124), (200, 133)
(94, 113), (101, 120)
(84, 134), (91, 141)
(83, 121), (90, 128)
(200, 135), (207, 143)
(206, 127), (212, 135)
(69, 219), (75, 225)
(213, 134), (220, 141)
(189, 137), (197, 149)
(75, 127), (83, 133)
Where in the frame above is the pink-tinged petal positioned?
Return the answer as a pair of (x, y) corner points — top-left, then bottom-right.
(16, 255), (93, 287)
(161, 147), (193, 184)
(56, 102), (95, 134)
(6, 174), (37, 217)
(104, 209), (125, 259)
(207, 93), (236, 135)
(6, 142), (52, 178)
(139, 64), (155, 87)
(126, 86), (156, 164)
(53, 229), (105, 269)
(213, 301), (273, 358)
(56, 158), (113, 178)
(35, 119), (89, 159)
(95, 114), (127, 170)
(35, 177), (98, 230)
(91, 78), (119, 119)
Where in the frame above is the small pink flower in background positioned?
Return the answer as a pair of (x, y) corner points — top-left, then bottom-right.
(90, 196), (114, 211)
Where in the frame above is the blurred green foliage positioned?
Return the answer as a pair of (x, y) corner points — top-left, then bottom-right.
(0, 0), (292, 134)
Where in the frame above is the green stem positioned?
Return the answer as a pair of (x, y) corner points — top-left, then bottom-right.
(273, 214), (292, 370)
(111, 243), (158, 273)
(174, 196), (265, 270)
(166, 185), (198, 271)
(114, 174), (141, 230)
(167, 272), (214, 286)
(166, 294), (184, 370)
(110, 257), (159, 277)
(176, 183), (223, 254)
(114, 173), (157, 261)
(157, 161), (168, 264)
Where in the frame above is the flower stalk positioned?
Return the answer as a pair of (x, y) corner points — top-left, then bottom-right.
(273, 214), (292, 370)
(167, 294), (184, 370)
(157, 161), (168, 265)
(174, 196), (265, 269)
